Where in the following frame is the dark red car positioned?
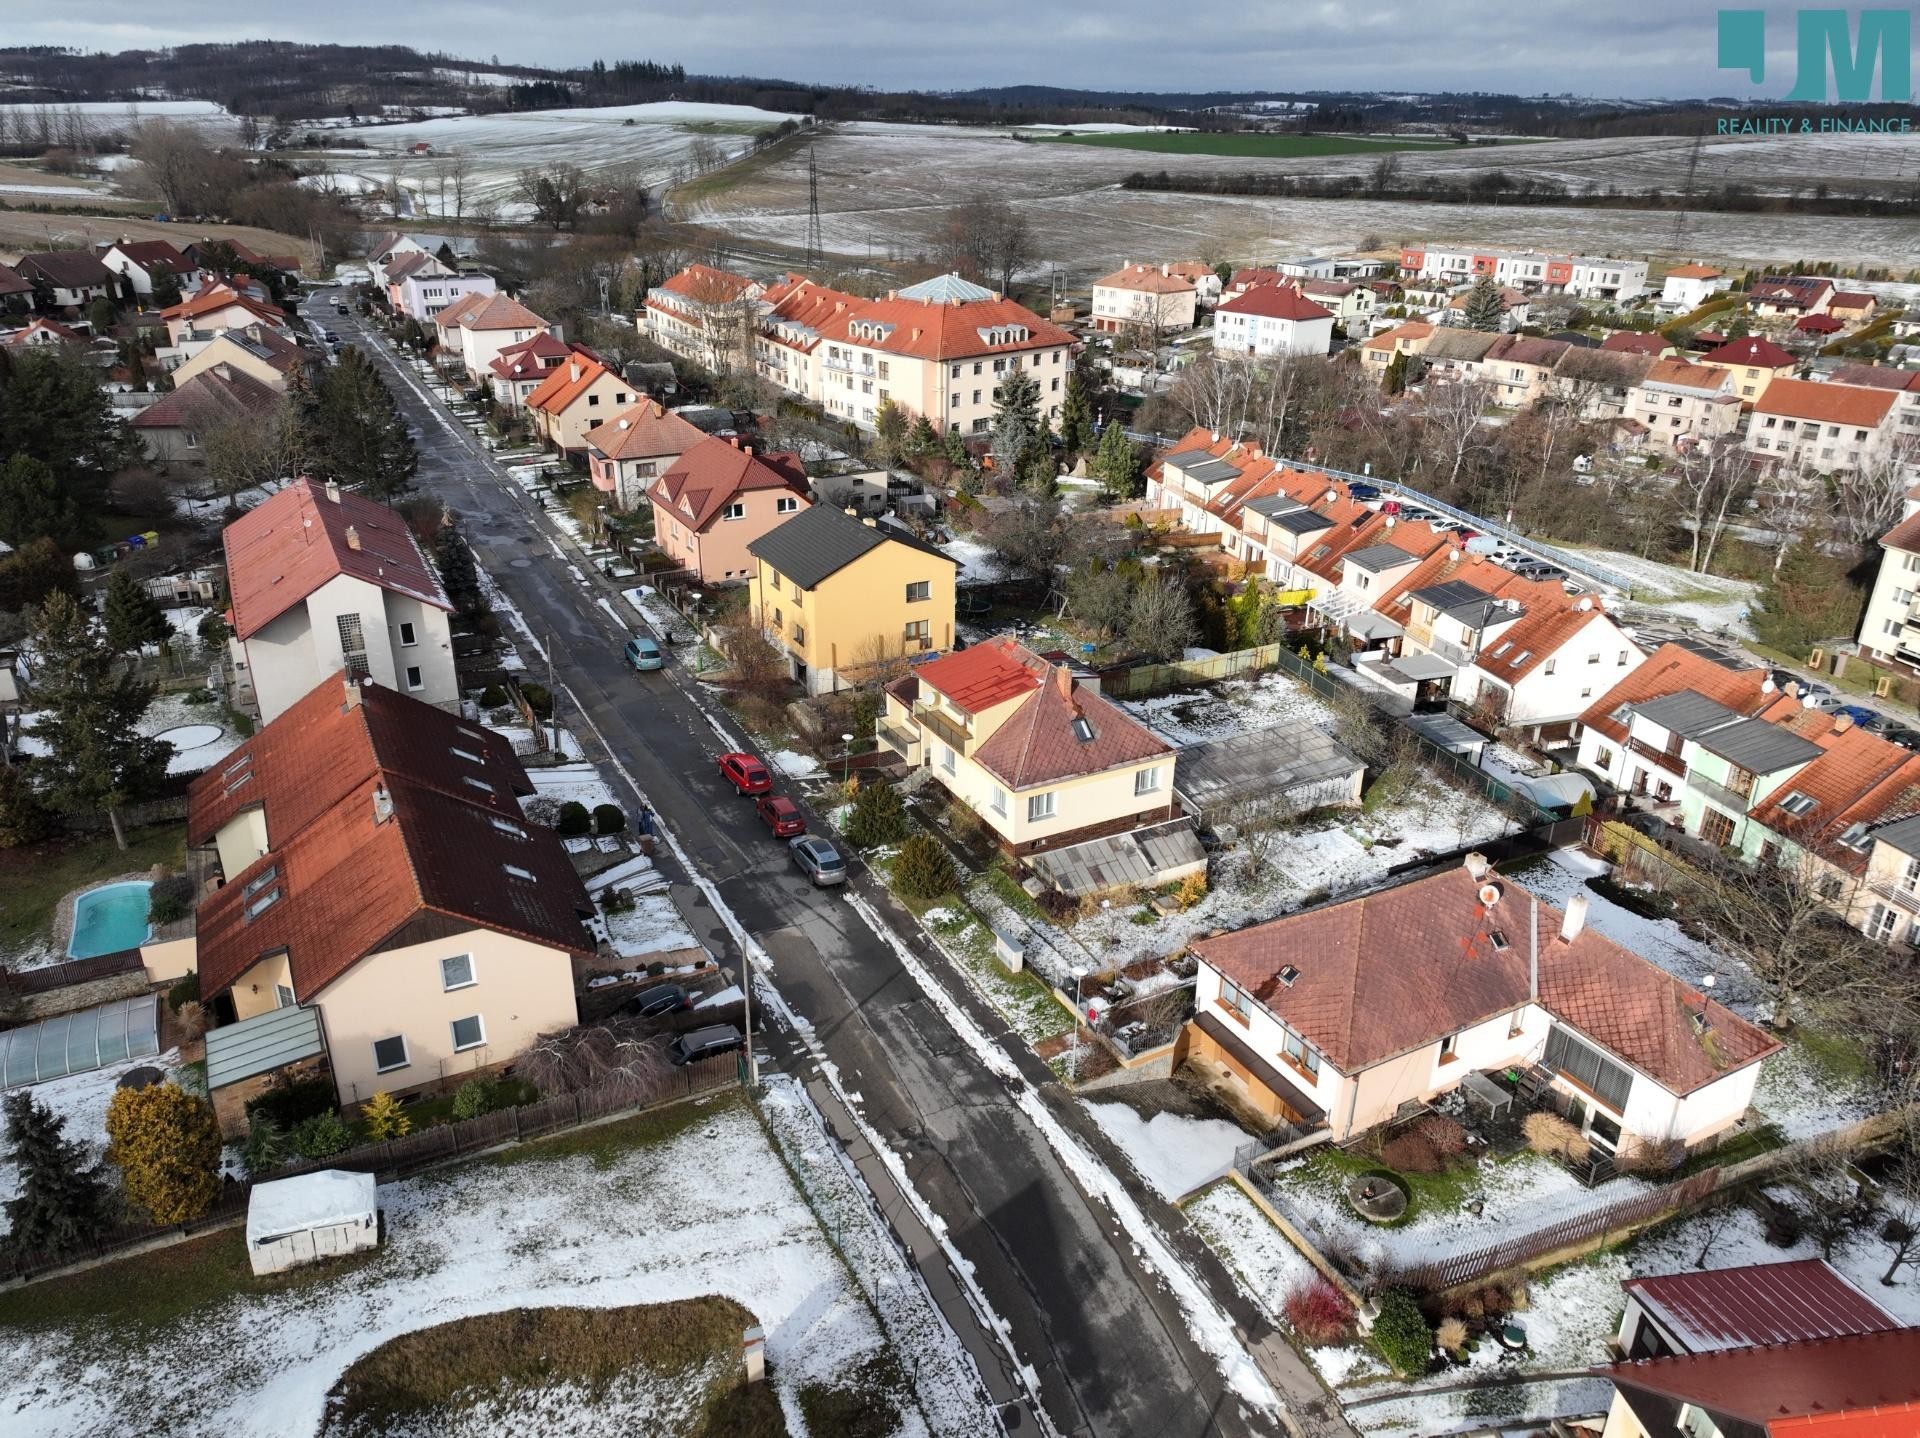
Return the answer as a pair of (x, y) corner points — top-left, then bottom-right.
(716, 751), (771, 795)
(755, 794), (806, 838)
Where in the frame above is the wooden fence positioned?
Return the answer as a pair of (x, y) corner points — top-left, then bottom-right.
(1103, 642), (1291, 698)
(0, 1056), (740, 1285)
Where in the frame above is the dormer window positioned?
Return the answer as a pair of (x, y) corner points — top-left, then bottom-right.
(1072, 716), (1094, 743)
(504, 864), (536, 882)
(1778, 791), (1816, 816)
(462, 776), (493, 793)
(243, 865), (279, 897)
(452, 746), (483, 764)
(490, 817), (528, 839)
(1840, 822), (1872, 851)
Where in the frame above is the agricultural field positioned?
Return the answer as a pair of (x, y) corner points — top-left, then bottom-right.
(679, 121), (1920, 278)
(0, 99), (239, 147)
(1036, 131), (1466, 158)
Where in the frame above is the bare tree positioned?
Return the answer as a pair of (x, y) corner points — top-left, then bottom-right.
(1674, 438), (1752, 573)
(1829, 436), (1920, 553)
(1785, 1136), (1871, 1260)
(1874, 1116), (1920, 1286)
(1419, 377), (1496, 498)
(939, 193), (1034, 296)
(445, 151), (475, 220)
(202, 402), (310, 509)
(1753, 466), (1823, 574)
(1123, 575), (1198, 662)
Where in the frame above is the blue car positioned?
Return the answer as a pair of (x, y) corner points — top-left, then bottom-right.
(1834, 704), (1878, 726)
(624, 635), (664, 672)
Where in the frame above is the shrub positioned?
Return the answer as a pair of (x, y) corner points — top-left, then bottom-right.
(592, 803), (626, 835)
(1523, 1111), (1586, 1160)
(165, 973), (200, 1013)
(292, 1111), (354, 1160)
(147, 873), (195, 926)
(1476, 1285), (1510, 1319)
(0, 764), (54, 848)
(555, 801), (592, 837)
(892, 833), (957, 900)
(241, 1115), (290, 1178)
(173, 1000), (206, 1042)
(105, 1082), (222, 1224)
(1434, 1317), (1469, 1354)
(1410, 1113), (1469, 1164)
(1371, 1288), (1434, 1376)
(450, 1076), (499, 1121)
(245, 1074), (337, 1131)
(479, 684), (507, 708)
(1380, 1130), (1446, 1175)
(1622, 1138), (1687, 1176)
(1173, 871), (1208, 911)
(361, 1091), (412, 1141)
(1282, 1277), (1356, 1346)
(844, 780), (907, 849)
(519, 682), (553, 718)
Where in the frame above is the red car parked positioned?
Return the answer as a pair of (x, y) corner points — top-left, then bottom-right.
(755, 794), (807, 838)
(716, 751), (771, 795)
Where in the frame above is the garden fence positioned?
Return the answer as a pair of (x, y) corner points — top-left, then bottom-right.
(0, 1056), (741, 1286)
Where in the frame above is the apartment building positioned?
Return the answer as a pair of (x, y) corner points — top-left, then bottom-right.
(1745, 379), (1898, 474)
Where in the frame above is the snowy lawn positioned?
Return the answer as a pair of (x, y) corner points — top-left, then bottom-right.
(622, 585), (689, 642)
(921, 894), (1074, 1048)
(1083, 1101), (1250, 1202)
(522, 761), (621, 814)
(137, 689), (242, 777)
(1570, 547), (1758, 637)
(602, 894), (700, 961)
(941, 538), (1008, 585)
(0, 1085), (990, 1438)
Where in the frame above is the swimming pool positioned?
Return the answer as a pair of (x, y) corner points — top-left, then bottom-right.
(68, 880), (155, 959)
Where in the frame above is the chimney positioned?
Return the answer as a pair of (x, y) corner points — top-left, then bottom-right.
(1560, 892), (1589, 944)
(324, 480), (341, 504)
(1054, 665), (1074, 700)
(1832, 713), (1855, 733)
(744, 445), (753, 457)
(344, 525), (362, 551)
(342, 674), (363, 709)
(372, 783), (393, 824)
(570, 360), (582, 381)
(1463, 852), (1491, 881)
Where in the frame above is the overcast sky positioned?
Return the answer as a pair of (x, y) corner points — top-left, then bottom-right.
(3, 3), (1882, 100)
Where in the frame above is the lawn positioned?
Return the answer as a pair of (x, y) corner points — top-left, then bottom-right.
(923, 895), (1074, 1047)
(0, 822), (186, 964)
(1037, 131), (1466, 158)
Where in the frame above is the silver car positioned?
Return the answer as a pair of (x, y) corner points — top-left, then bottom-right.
(789, 834), (847, 886)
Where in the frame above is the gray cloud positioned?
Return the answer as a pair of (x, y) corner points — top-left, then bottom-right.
(3, 2), (1843, 99)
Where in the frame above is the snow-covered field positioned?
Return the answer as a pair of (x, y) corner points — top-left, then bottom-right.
(0, 1084), (991, 1438)
(138, 688), (241, 777)
(1572, 547), (1759, 636)
(1083, 1101), (1249, 1201)
(0, 99), (238, 144)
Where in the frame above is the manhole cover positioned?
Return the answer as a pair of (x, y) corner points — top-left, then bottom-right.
(509, 557), (534, 568)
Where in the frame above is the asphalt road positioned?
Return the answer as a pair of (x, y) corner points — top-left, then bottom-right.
(310, 292), (1346, 1438)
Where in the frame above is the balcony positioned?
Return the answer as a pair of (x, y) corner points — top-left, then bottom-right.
(1871, 880), (1920, 913)
(1686, 770), (1754, 816)
(911, 704), (971, 756)
(879, 724), (921, 763)
(1626, 736), (1686, 769)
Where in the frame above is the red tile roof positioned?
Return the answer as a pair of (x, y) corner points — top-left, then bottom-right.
(1640, 358), (1732, 392)
(487, 329), (571, 380)
(1580, 642), (1771, 745)
(758, 275), (864, 351)
(657, 262), (757, 304)
(455, 293), (545, 332)
(432, 290), (490, 331)
(1830, 291), (1875, 311)
(1747, 713), (1920, 872)
(1218, 286), (1333, 322)
(915, 638), (1043, 715)
(131, 364), (283, 430)
(160, 284), (285, 329)
(585, 398), (707, 462)
(1192, 863), (1779, 1090)
(1622, 1259), (1898, 1354)
(1600, 1329), (1920, 1433)
(968, 648), (1172, 790)
(0, 261), (29, 296)
(107, 239), (194, 275)
(1702, 336), (1797, 369)
(1833, 365), (1920, 394)
(3, 317), (83, 347)
(1756, 378), (1897, 428)
(1472, 602), (1619, 684)
(1093, 263), (1195, 295)
(189, 678), (593, 1000)
(817, 290), (1075, 363)
(646, 436), (808, 532)
(525, 352), (619, 416)
(1880, 510), (1920, 555)
(222, 478), (449, 640)
(1665, 264), (1722, 279)
(1603, 331), (1671, 355)
(1797, 314), (1845, 334)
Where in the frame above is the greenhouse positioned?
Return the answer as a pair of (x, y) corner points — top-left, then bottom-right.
(0, 994), (161, 1089)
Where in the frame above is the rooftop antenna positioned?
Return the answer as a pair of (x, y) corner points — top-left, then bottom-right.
(805, 144), (823, 267)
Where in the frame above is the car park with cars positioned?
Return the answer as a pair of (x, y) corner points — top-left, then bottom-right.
(789, 835), (846, 885)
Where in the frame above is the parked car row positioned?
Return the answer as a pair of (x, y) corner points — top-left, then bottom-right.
(715, 751), (847, 885)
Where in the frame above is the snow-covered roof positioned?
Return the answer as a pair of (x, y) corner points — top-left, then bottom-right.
(247, 1169), (378, 1246)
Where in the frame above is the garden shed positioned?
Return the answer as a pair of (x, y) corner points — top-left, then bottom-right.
(245, 1168), (380, 1276)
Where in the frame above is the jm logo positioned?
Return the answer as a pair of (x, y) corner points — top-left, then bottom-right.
(1718, 8), (1912, 101)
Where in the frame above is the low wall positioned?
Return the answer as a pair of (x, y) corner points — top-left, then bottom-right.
(1069, 1042), (1177, 1092)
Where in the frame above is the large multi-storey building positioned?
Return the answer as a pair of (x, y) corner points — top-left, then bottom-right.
(1396, 244), (1648, 301)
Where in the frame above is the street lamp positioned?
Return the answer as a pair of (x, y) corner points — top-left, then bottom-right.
(841, 732), (854, 787)
(1068, 966), (1088, 1083)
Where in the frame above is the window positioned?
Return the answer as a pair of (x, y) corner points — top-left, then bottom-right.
(722, 502), (745, 521)
(1902, 856), (1920, 895)
(1678, 1403), (1725, 1438)
(587, 392), (599, 406)
(1221, 980), (1252, 1022)
(1595, 746), (1614, 768)
(767, 572), (781, 594)
(776, 496), (798, 514)
(450, 1015), (486, 1052)
(398, 621), (417, 647)
(1542, 1024), (1633, 1111)
(274, 983), (295, 1009)
(971, 389), (982, 405)
(441, 954), (475, 991)
(1544, 658), (1556, 675)
(905, 580), (931, 603)
(1870, 904), (1899, 942)
(941, 744), (956, 775)
(792, 624), (806, 645)
(1698, 807), (1735, 849)
(246, 887), (282, 919)
(1135, 767), (1161, 795)
(337, 613), (368, 677)
(991, 786), (1007, 817)
(1281, 1026), (1321, 1077)
(462, 775), (493, 794)
(373, 1035), (410, 1073)
(904, 619), (930, 649)
(243, 865), (279, 898)
(405, 665), (423, 691)
(1027, 791), (1056, 822)
(1438, 1033), (1459, 1063)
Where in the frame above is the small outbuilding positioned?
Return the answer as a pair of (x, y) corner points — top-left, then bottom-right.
(245, 1169), (380, 1276)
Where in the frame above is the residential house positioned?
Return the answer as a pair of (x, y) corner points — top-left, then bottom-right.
(1602, 331), (1675, 358)
(1481, 335), (1573, 408)
(485, 330), (572, 412)
(1181, 857), (1780, 1155)
(1747, 273), (1835, 320)
(13, 250), (117, 309)
(1850, 814), (1920, 948)
(1212, 285), (1335, 358)
(1163, 260), (1223, 307)
(1613, 1258), (1898, 1361)
(1700, 336), (1797, 404)
(131, 364), (284, 472)
(1444, 285), (1531, 331)
(171, 323), (311, 394)
(647, 436), (810, 584)
(524, 352), (634, 455)
(0, 261), (31, 313)
(1224, 266), (1289, 300)
(1657, 264), (1725, 313)
(1594, 1328), (1920, 1438)
(1575, 640), (1773, 799)
(1359, 321), (1435, 378)
(2, 317), (85, 350)
(1396, 245), (1648, 300)
(1856, 498), (1920, 673)
(641, 262), (764, 371)
(364, 233), (434, 290)
(584, 398), (707, 511)
(437, 292), (547, 378)
(751, 274), (862, 403)
(159, 284), (288, 351)
(1299, 279), (1376, 327)
(1830, 363), (1920, 444)
(747, 504), (958, 694)
(1677, 711), (1827, 851)
(1553, 347), (1657, 421)
(880, 638), (1176, 856)
(1626, 360), (1743, 450)
(1419, 327), (1502, 383)
(1829, 289), (1877, 325)
(188, 675), (592, 1124)
(222, 478), (456, 723)
(1745, 378), (1898, 474)
(1089, 262), (1198, 335)
(392, 263), (495, 323)
(98, 239), (200, 301)
(1459, 598), (1645, 740)
(183, 236), (302, 276)
(1273, 256), (1337, 280)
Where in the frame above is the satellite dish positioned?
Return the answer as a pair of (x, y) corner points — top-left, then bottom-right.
(1700, 974), (1717, 988)
(1478, 882), (1502, 907)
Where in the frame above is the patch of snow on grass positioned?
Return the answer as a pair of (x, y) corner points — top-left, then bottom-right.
(602, 894), (700, 960)
(1082, 1101), (1249, 1201)
(769, 749), (818, 778)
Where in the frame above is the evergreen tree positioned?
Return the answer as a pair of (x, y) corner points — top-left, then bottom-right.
(873, 398), (908, 460)
(149, 271), (182, 309)
(311, 348), (417, 501)
(102, 568), (170, 655)
(28, 272), (54, 315)
(0, 763), (54, 848)
(0, 454), (83, 550)
(0, 347), (133, 532)
(26, 590), (171, 850)
(1463, 275), (1505, 332)
(0, 537), (82, 611)
(434, 517), (485, 624)
(2, 1091), (111, 1257)
(1058, 367), (1094, 455)
(1382, 349), (1409, 396)
(86, 296), (117, 337)
(1750, 535), (1864, 654)
(905, 414), (938, 456)
(992, 364), (1042, 438)
(1092, 423), (1144, 498)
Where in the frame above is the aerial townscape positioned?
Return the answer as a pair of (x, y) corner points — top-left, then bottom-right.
(1, 12), (1919, 1438)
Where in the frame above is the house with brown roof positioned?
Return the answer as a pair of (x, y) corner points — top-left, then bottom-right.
(1856, 493), (1920, 675)
(1480, 334), (1573, 407)
(1576, 640), (1774, 801)
(1745, 378), (1899, 475)
(436, 291), (546, 377)
(13, 249), (117, 309)
(0, 260), (31, 312)
(1213, 284), (1335, 357)
(485, 330), (572, 413)
(1359, 320), (1435, 378)
(641, 262), (765, 372)
(647, 435), (810, 583)
(1627, 360), (1743, 450)
(131, 362), (284, 472)
(585, 398), (708, 510)
(1828, 290), (1877, 324)
(188, 675), (592, 1126)
(1459, 597), (1645, 740)
(881, 637), (1175, 856)
(524, 351), (634, 455)
(1602, 331), (1676, 358)
(98, 239), (200, 300)
(222, 478), (456, 722)
(1657, 264), (1725, 314)
(1181, 857), (1780, 1155)
(1090, 262), (1198, 336)
(1614, 1257), (1899, 1361)
(1747, 274), (1835, 320)
(157, 283), (288, 354)
(1594, 1326), (1920, 1438)
(171, 321), (312, 394)
(1700, 336), (1797, 404)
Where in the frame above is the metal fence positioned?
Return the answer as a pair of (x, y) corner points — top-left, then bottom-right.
(1103, 642), (1292, 698)
(0, 1056), (741, 1285)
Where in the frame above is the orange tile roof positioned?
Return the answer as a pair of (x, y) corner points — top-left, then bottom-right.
(1579, 641), (1771, 745)
(1641, 358), (1732, 391)
(223, 478), (449, 640)
(1755, 378), (1897, 428)
(1665, 263), (1723, 279)
(657, 262), (756, 303)
(487, 329), (571, 380)
(525, 352), (616, 416)
(970, 651), (1171, 790)
(1880, 510), (1920, 555)
(1219, 286), (1333, 322)
(913, 635), (1041, 714)
(432, 290), (490, 331)
(1472, 602), (1618, 684)
(457, 293), (545, 332)
(584, 398), (707, 462)
(646, 436), (808, 532)
(160, 284), (284, 328)
(817, 289), (1074, 363)
(189, 678), (593, 1000)
(1093, 263), (1195, 295)
(1361, 321), (1433, 354)
(1747, 713), (1920, 871)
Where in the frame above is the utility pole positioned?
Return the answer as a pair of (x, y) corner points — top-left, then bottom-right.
(547, 631), (561, 753)
(805, 144), (822, 267)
